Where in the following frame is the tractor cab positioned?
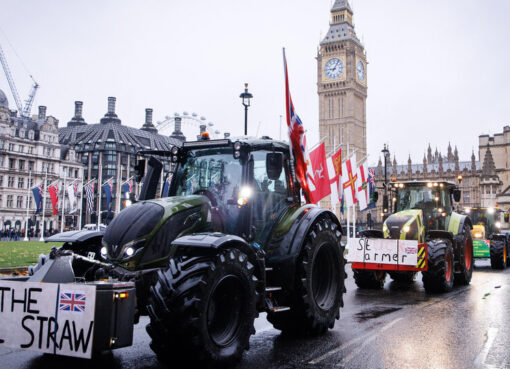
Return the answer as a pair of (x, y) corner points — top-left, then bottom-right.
(130, 138), (298, 254)
(384, 181), (462, 242)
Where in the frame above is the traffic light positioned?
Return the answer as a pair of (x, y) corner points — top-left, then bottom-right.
(504, 212), (509, 223)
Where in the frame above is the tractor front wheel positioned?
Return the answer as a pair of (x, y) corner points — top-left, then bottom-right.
(146, 249), (257, 366)
(455, 224), (474, 285)
(422, 239), (454, 293)
(353, 270), (387, 289)
(490, 239), (507, 269)
(267, 218), (346, 335)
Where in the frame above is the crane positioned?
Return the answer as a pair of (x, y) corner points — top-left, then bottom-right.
(0, 42), (39, 118)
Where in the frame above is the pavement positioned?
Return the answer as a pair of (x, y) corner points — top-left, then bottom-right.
(1, 259), (509, 369)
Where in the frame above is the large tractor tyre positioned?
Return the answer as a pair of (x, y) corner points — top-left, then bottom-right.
(146, 249), (258, 366)
(422, 239), (454, 293)
(388, 271), (416, 284)
(455, 224), (474, 285)
(353, 270), (387, 289)
(267, 218), (346, 336)
(490, 240), (507, 270)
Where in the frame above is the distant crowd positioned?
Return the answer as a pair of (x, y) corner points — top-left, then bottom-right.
(0, 228), (59, 241)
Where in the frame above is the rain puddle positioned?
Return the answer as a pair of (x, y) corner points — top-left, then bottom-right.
(354, 306), (402, 322)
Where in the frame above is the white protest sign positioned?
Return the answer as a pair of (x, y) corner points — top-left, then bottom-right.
(0, 281), (96, 358)
(347, 238), (418, 266)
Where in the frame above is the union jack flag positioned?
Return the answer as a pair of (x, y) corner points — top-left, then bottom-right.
(59, 292), (86, 313)
(283, 48), (314, 203)
(367, 168), (376, 209)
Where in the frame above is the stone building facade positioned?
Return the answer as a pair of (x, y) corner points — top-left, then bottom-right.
(479, 126), (510, 213)
(0, 88), (84, 234)
(59, 97), (183, 225)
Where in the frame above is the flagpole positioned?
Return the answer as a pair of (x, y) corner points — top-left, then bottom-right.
(98, 180), (102, 229)
(39, 168), (48, 242)
(60, 169), (66, 233)
(79, 175), (84, 230)
(24, 170), (31, 241)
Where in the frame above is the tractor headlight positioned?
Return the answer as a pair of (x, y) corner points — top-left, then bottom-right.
(496, 221), (502, 229)
(474, 232), (482, 238)
(171, 146), (179, 155)
(100, 246), (107, 258)
(488, 207), (495, 214)
(403, 225), (410, 233)
(125, 247), (134, 257)
(237, 186), (253, 206)
(121, 239), (145, 259)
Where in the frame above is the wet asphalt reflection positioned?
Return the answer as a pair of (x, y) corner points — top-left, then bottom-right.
(2, 259), (509, 369)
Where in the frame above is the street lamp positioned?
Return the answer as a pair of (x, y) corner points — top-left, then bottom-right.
(239, 83), (253, 136)
(381, 144), (390, 213)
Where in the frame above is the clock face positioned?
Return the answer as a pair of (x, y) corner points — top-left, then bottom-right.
(356, 61), (365, 81)
(325, 58), (343, 79)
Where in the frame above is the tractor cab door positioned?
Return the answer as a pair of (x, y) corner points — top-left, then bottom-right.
(250, 150), (291, 246)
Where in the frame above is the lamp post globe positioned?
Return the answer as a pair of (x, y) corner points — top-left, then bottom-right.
(239, 83), (253, 136)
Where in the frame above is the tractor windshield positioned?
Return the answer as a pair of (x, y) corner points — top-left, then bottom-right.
(468, 208), (501, 236)
(171, 147), (245, 235)
(395, 184), (451, 216)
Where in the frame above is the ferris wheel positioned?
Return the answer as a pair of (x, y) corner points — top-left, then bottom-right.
(155, 111), (222, 140)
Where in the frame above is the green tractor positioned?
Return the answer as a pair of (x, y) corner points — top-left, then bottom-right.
(468, 207), (509, 269)
(352, 181), (474, 293)
(33, 137), (346, 365)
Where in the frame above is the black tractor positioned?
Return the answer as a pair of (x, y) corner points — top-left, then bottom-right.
(46, 137), (346, 366)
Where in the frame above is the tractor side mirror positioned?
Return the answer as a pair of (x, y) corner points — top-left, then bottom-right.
(134, 159), (146, 182)
(453, 189), (461, 202)
(266, 152), (283, 180)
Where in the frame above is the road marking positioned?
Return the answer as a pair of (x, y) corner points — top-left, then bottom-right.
(474, 327), (498, 367)
(308, 318), (403, 365)
(335, 318), (403, 368)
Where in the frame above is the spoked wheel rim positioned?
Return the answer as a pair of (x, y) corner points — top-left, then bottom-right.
(445, 252), (453, 282)
(312, 243), (339, 311)
(207, 275), (244, 347)
(465, 237), (473, 270)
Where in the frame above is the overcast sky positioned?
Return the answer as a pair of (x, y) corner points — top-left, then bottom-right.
(1, 0), (509, 165)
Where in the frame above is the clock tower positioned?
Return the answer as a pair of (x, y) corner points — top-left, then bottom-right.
(317, 0), (367, 161)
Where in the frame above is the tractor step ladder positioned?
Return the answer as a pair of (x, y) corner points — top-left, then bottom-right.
(264, 266), (289, 313)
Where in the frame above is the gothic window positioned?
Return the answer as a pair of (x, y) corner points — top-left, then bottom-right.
(9, 143), (14, 151)
(0, 175), (3, 187)
(18, 177), (24, 188)
(28, 161), (34, 171)
(7, 195), (13, 207)
(0, 157), (3, 167)
(28, 178), (33, 188)
(16, 196), (23, 208)
(9, 158), (15, 169)
(18, 160), (25, 170)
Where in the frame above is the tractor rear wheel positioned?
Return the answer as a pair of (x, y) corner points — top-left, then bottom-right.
(267, 218), (346, 335)
(146, 249), (257, 366)
(455, 224), (474, 285)
(388, 271), (416, 284)
(353, 270), (387, 289)
(422, 239), (454, 293)
(490, 239), (507, 269)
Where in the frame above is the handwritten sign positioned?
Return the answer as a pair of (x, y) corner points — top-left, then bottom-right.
(347, 238), (418, 266)
(0, 281), (96, 358)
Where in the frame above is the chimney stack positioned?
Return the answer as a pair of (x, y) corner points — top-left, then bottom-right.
(38, 106), (46, 120)
(140, 108), (158, 134)
(107, 97), (116, 114)
(74, 101), (83, 119)
(145, 108), (153, 125)
(100, 96), (121, 124)
(169, 116), (185, 141)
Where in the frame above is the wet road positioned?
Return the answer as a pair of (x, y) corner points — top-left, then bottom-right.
(2, 259), (509, 369)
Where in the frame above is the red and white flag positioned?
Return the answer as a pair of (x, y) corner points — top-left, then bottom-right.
(283, 48), (314, 203)
(309, 143), (331, 202)
(341, 154), (358, 207)
(48, 183), (59, 216)
(356, 161), (369, 210)
(326, 148), (342, 211)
